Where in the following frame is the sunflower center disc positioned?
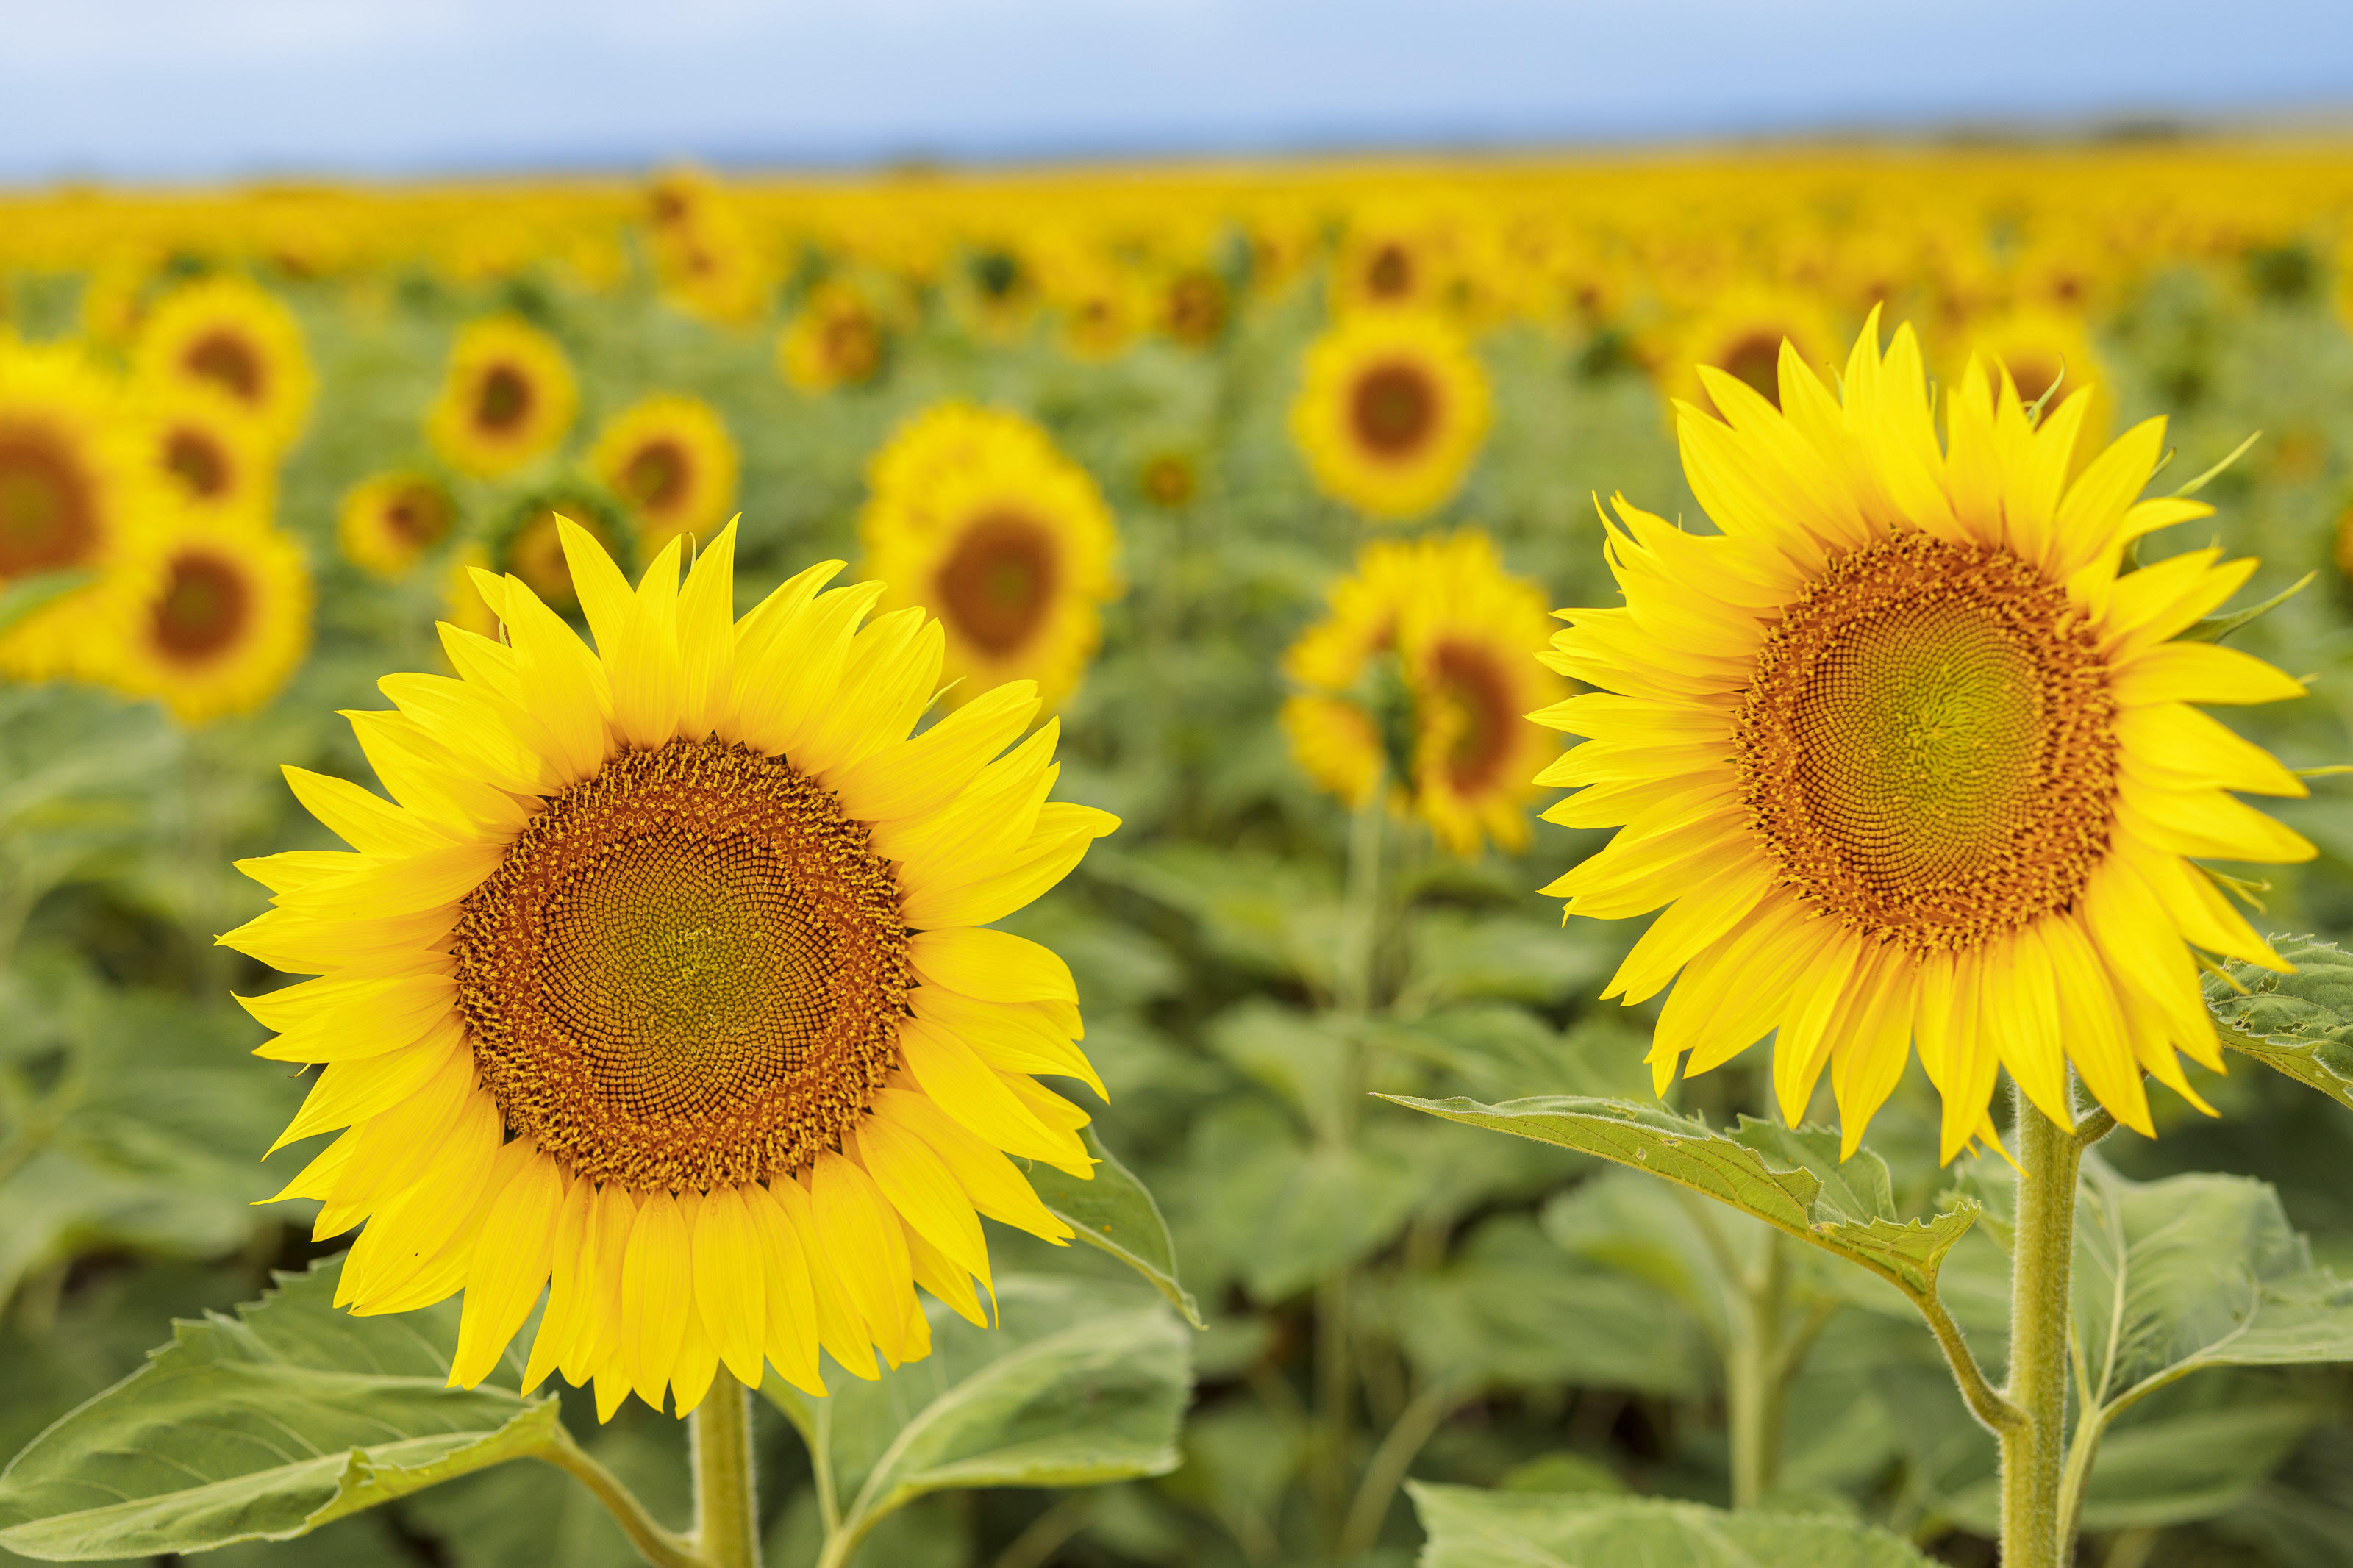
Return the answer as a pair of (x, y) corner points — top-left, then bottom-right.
(1735, 531), (2118, 951)
(940, 511), (1057, 655)
(452, 737), (912, 1191)
(1351, 362), (1438, 457)
(1427, 640), (1515, 792)
(385, 484), (451, 547)
(186, 332), (263, 403)
(625, 440), (689, 509)
(165, 429), (230, 498)
(0, 430), (93, 574)
(476, 365), (532, 432)
(154, 549), (251, 662)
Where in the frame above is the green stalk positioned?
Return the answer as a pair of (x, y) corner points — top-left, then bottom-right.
(690, 1378), (762, 1568)
(1313, 772), (1387, 1544)
(1999, 1091), (2093, 1568)
(1726, 1229), (1790, 1508)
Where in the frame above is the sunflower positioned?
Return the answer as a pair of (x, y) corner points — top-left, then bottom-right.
(0, 337), (158, 679)
(1290, 309), (1491, 523)
(646, 171), (772, 327)
(131, 276), (315, 457)
(1157, 267), (1229, 349)
(588, 393), (740, 553)
(858, 404), (1121, 712)
(104, 519), (313, 726)
(340, 472), (458, 581)
(229, 520), (1116, 1418)
(1538, 312), (2311, 1159)
(778, 282), (890, 394)
(139, 382), (277, 531)
(426, 317), (579, 479)
(1330, 202), (1450, 317)
(1283, 531), (1564, 855)
(1651, 283), (1843, 423)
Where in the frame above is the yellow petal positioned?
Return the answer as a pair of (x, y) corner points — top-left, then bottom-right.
(691, 1184), (769, 1389)
(746, 1181), (824, 1395)
(621, 1189), (693, 1411)
(907, 926), (1076, 1004)
(677, 520), (740, 740)
(852, 1119), (990, 1285)
(450, 1148), (563, 1389)
(832, 681), (1040, 823)
(870, 1086), (1074, 1245)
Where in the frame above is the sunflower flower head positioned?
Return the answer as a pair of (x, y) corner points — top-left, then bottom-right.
(1284, 530), (1563, 856)
(229, 519), (1117, 1417)
(1537, 312), (2312, 1161)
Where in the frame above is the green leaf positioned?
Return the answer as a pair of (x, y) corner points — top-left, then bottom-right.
(2179, 569), (2312, 642)
(1408, 1482), (1937, 1567)
(1188, 1098), (1421, 1302)
(1383, 1213), (1710, 1397)
(762, 1275), (1190, 1560)
(1381, 1095), (1974, 1306)
(2204, 935), (2353, 1113)
(1023, 1127), (1202, 1328)
(2073, 1158), (2353, 1416)
(0, 1258), (556, 1561)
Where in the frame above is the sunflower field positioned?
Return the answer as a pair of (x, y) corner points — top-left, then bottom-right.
(8, 143), (2353, 1568)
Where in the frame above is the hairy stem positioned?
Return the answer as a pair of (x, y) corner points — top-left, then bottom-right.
(1727, 1228), (1790, 1508)
(691, 1379), (761, 1568)
(538, 1426), (704, 1568)
(1999, 1090), (2090, 1568)
(1339, 1381), (1463, 1557)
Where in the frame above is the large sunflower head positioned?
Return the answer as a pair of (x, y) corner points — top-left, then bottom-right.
(588, 393), (740, 554)
(1283, 530), (1565, 856)
(1290, 309), (1492, 523)
(857, 403), (1122, 712)
(1538, 311), (2312, 1160)
(340, 471), (459, 581)
(229, 519), (1116, 1417)
(138, 382), (278, 530)
(101, 518), (313, 727)
(130, 275), (315, 457)
(0, 337), (160, 679)
(426, 316), (579, 479)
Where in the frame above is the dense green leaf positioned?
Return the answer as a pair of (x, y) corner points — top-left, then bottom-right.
(2204, 935), (2353, 1113)
(1408, 1482), (1936, 1567)
(1024, 1127), (1203, 1327)
(0, 1258), (553, 1561)
(1188, 1098), (1421, 1301)
(1382, 1095), (1974, 1306)
(762, 1275), (1190, 1559)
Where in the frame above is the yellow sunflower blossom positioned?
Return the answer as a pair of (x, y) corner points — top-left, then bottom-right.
(138, 381), (278, 531)
(777, 282), (891, 394)
(103, 518), (313, 727)
(426, 316), (579, 479)
(1284, 531), (1565, 856)
(858, 403), (1122, 713)
(1538, 312), (2313, 1160)
(131, 275), (316, 457)
(1291, 309), (1490, 523)
(588, 393), (740, 554)
(340, 472), (458, 581)
(229, 519), (1116, 1418)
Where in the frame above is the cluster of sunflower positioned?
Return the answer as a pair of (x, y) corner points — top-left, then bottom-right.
(0, 276), (314, 725)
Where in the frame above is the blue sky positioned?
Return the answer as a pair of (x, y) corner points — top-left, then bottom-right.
(4, 0), (2352, 182)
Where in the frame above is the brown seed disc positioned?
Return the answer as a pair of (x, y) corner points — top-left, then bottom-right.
(938, 511), (1058, 656)
(0, 425), (96, 575)
(1733, 531), (2118, 952)
(1424, 638), (1518, 795)
(152, 548), (252, 663)
(1349, 359), (1439, 459)
(451, 737), (913, 1192)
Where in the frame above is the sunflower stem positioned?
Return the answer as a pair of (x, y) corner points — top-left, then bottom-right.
(691, 1378), (762, 1568)
(1999, 1090), (2088, 1568)
(1725, 1227), (1790, 1508)
(538, 1424), (704, 1568)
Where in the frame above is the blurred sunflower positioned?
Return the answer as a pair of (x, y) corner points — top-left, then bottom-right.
(1331, 202), (1449, 316)
(646, 170), (772, 326)
(589, 393), (740, 553)
(131, 275), (315, 456)
(1540, 313), (2311, 1159)
(778, 282), (890, 393)
(1157, 267), (1229, 349)
(340, 472), (457, 581)
(1652, 282), (1842, 421)
(427, 316), (579, 479)
(105, 519), (313, 726)
(859, 404), (1121, 712)
(1138, 451), (1199, 509)
(1290, 310), (1491, 522)
(0, 337), (159, 679)
(231, 520), (1115, 1417)
(1284, 531), (1563, 855)
(139, 382), (276, 531)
